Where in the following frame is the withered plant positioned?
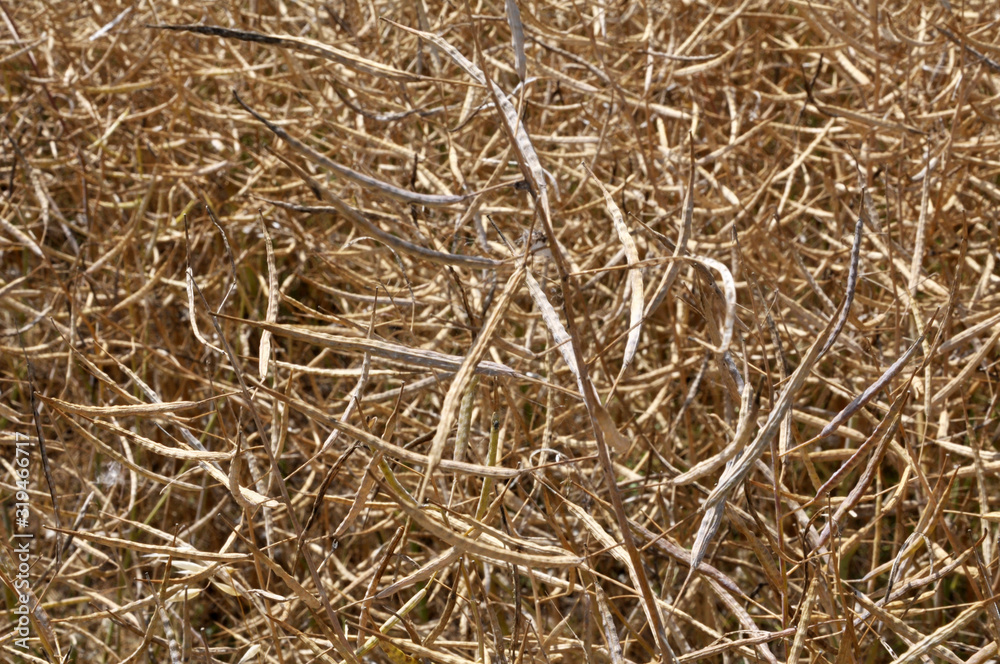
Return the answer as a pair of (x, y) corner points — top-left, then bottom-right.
(2, 1), (1000, 663)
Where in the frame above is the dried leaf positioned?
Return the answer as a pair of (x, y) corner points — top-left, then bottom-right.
(587, 166), (644, 382)
(258, 212), (278, 381)
(152, 24), (422, 81)
(814, 335), (923, 441)
(505, 0), (527, 81)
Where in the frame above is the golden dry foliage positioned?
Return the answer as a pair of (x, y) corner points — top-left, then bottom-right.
(3, 1), (1000, 663)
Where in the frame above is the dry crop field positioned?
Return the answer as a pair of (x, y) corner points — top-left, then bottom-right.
(2, 0), (1000, 662)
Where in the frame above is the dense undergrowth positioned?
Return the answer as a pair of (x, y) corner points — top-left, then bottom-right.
(2, 1), (1000, 663)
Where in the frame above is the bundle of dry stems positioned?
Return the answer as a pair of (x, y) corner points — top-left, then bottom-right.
(2, 1), (1000, 663)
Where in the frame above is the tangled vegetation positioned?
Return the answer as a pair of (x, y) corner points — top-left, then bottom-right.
(2, 1), (1000, 663)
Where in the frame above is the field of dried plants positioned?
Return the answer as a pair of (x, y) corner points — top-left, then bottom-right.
(2, 1), (1000, 662)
